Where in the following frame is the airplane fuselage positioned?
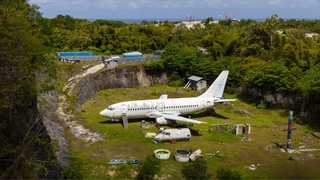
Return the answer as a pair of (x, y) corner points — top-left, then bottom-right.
(102, 97), (217, 119)
(99, 70), (236, 127)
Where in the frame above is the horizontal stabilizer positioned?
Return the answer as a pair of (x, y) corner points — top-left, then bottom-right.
(214, 98), (237, 103)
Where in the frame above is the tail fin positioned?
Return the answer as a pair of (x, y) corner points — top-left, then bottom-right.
(198, 70), (229, 98)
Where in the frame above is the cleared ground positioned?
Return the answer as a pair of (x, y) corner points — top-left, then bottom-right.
(75, 85), (320, 179)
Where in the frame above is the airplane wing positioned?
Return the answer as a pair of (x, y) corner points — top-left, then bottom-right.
(149, 111), (206, 124)
(162, 114), (206, 124)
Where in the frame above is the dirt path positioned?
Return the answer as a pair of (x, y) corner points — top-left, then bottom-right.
(56, 63), (105, 143)
(67, 63), (105, 95)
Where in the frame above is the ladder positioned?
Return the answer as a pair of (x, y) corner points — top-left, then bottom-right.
(184, 81), (191, 88)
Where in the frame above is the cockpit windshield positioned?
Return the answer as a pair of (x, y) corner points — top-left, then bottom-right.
(107, 106), (115, 111)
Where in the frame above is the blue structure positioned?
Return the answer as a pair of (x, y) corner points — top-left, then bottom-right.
(58, 52), (93, 57)
(122, 52), (142, 58)
(57, 52), (102, 62)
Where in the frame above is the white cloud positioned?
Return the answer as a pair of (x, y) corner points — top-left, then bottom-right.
(72, 1), (80, 5)
(268, 0), (281, 6)
(129, 2), (139, 9)
(98, 0), (122, 9)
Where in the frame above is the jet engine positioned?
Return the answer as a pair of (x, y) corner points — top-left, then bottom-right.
(155, 117), (175, 125)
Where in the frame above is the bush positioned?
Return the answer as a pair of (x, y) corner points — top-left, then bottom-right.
(181, 159), (208, 180)
(144, 60), (165, 72)
(136, 155), (161, 180)
(62, 157), (83, 179)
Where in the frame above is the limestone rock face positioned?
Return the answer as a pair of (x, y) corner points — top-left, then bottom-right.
(76, 65), (168, 108)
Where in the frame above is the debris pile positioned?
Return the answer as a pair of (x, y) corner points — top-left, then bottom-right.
(241, 137), (252, 141)
(107, 159), (139, 165)
(244, 164), (260, 170)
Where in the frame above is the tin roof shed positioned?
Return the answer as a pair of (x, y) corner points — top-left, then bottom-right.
(184, 75), (207, 91)
(188, 75), (204, 81)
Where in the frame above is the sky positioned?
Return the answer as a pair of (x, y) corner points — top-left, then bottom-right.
(29, 0), (320, 21)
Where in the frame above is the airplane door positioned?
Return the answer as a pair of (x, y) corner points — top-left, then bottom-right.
(156, 102), (164, 112)
(201, 100), (206, 108)
(121, 104), (128, 115)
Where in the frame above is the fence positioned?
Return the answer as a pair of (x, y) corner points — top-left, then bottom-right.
(116, 55), (160, 64)
(59, 54), (160, 63)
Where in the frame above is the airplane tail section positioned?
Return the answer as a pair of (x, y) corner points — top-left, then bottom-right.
(198, 70), (229, 98)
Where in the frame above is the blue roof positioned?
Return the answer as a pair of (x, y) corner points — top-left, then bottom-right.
(58, 52), (93, 57)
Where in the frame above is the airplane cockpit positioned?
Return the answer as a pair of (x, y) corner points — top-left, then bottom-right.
(107, 106), (115, 111)
(100, 106), (114, 117)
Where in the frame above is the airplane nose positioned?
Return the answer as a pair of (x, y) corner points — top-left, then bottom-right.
(99, 109), (109, 116)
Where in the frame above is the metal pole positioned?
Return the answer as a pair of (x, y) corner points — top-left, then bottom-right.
(286, 111), (293, 152)
(139, 36), (141, 53)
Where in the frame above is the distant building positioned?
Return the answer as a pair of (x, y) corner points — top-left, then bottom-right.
(184, 75), (207, 91)
(209, 21), (219, 24)
(176, 21), (218, 30)
(232, 18), (241, 22)
(58, 51), (102, 62)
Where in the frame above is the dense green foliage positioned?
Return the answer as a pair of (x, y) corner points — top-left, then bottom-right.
(39, 15), (173, 54)
(0, 1), (59, 178)
(136, 155), (161, 180)
(61, 157), (83, 179)
(181, 159), (208, 179)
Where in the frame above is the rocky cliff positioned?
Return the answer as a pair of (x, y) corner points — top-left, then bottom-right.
(238, 83), (319, 122)
(238, 83), (299, 108)
(76, 65), (168, 108)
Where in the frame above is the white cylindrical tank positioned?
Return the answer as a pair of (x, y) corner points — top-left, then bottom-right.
(175, 149), (190, 162)
(154, 149), (171, 160)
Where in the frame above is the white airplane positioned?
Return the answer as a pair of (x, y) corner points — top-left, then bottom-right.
(99, 70), (236, 128)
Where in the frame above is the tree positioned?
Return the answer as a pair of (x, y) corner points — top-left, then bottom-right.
(297, 64), (320, 97)
(0, 1), (59, 178)
(136, 155), (161, 180)
(161, 41), (206, 84)
(264, 14), (281, 50)
(201, 24), (237, 60)
(51, 14), (75, 30)
(246, 62), (297, 92)
(203, 17), (214, 26)
(181, 159), (208, 180)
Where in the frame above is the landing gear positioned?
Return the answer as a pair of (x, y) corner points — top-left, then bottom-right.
(122, 114), (128, 128)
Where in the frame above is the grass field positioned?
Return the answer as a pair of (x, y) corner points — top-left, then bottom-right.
(74, 85), (320, 179)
